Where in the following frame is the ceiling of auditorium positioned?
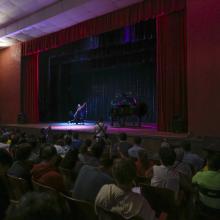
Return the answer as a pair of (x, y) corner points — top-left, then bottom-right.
(0, 0), (143, 48)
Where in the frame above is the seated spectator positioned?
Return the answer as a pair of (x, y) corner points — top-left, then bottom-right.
(27, 136), (40, 163)
(146, 147), (180, 194)
(5, 192), (71, 220)
(8, 143), (33, 183)
(85, 142), (104, 167)
(60, 149), (78, 170)
(192, 154), (220, 213)
(128, 136), (144, 159)
(160, 138), (170, 148)
(78, 139), (92, 163)
(63, 136), (72, 154)
(182, 141), (205, 172)
(95, 158), (157, 220)
(54, 139), (65, 157)
(31, 145), (65, 192)
(74, 141), (104, 177)
(70, 133), (82, 150)
(135, 149), (149, 177)
(173, 147), (192, 179)
(0, 135), (10, 150)
(0, 149), (12, 220)
(117, 133), (132, 158)
(72, 153), (114, 202)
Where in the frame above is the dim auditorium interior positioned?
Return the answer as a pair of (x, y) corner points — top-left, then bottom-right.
(0, 0), (219, 220)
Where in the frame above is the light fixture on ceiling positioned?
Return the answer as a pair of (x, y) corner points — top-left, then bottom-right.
(0, 37), (19, 48)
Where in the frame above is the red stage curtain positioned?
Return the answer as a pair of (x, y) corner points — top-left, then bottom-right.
(156, 11), (187, 131)
(22, 53), (39, 123)
(21, 0), (185, 56)
(21, 0), (186, 125)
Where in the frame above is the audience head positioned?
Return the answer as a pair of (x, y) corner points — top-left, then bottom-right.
(112, 158), (136, 189)
(64, 136), (72, 146)
(181, 140), (191, 152)
(174, 147), (184, 162)
(0, 135), (8, 143)
(207, 154), (220, 171)
(73, 132), (79, 139)
(5, 192), (70, 220)
(39, 135), (47, 144)
(159, 147), (176, 166)
(15, 143), (32, 161)
(41, 145), (57, 162)
(100, 152), (114, 169)
(119, 133), (127, 141)
(133, 136), (142, 145)
(137, 149), (148, 168)
(79, 139), (91, 154)
(90, 142), (103, 159)
(160, 138), (170, 148)
(60, 149), (78, 169)
(0, 149), (13, 172)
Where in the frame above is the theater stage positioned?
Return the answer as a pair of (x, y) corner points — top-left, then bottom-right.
(1, 122), (188, 139)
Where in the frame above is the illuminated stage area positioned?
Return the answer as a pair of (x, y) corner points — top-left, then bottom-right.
(1, 122), (187, 139)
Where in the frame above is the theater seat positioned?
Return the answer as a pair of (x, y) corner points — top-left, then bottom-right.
(32, 179), (57, 194)
(60, 193), (98, 220)
(96, 206), (143, 220)
(7, 174), (31, 202)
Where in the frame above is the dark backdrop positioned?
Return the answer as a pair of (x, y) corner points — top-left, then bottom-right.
(39, 20), (156, 122)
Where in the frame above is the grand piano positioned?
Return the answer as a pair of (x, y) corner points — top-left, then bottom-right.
(110, 93), (148, 127)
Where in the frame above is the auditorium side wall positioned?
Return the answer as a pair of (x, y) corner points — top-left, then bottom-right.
(0, 44), (21, 123)
(187, 0), (220, 137)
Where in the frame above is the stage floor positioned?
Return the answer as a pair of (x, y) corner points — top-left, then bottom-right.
(1, 122), (188, 139)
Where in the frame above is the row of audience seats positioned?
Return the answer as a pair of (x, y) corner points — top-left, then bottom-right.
(6, 174), (149, 220)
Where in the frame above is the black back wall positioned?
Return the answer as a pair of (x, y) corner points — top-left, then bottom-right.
(39, 20), (156, 122)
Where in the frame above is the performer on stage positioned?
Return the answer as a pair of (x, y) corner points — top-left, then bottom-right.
(73, 102), (87, 124)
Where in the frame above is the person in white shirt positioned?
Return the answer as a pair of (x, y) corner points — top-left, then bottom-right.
(128, 136), (144, 159)
(146, 147), (180, 194)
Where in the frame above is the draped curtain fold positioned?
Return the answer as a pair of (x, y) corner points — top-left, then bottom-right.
(156, 11), (187, 131)
(21, 0), (185, 56)
(22, 53), (39, 123)
(21, 0), (186, 129)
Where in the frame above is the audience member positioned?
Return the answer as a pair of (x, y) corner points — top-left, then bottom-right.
(146, 147), (180, 194)
(5, 192), (71, 220)
(0, 149), (12, 220)
(72, 153), (114, 202)
(135, 149), (149, 177)
(78, 139), (92, 163)
(128, 136), (144, 159)
(182, 141), (205, 172)
(160, 138), (170, 148)
(0, 135), (10, 150)
(31, 145), (65, 192)
(117, 133), (132, 157)
(173, 147), (192, 178)
(54, 139), (65, 157)
(192, 154), (220, 213)
(70, 132), (82, 150)
(95, 158), (157, 220)
(63, 136), (72, 154)
(8, 143), (33, 183)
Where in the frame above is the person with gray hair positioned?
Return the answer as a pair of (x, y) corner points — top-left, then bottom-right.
(5, 192), (71, 220)
(173, 147), (192, 178)
(95, 158), (157, 220)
